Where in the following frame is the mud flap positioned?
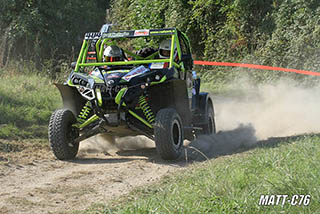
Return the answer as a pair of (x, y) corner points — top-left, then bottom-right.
(148, 79), (193, 140)
(148, 79), (191, 125)
(192, 92), (213, 125)
(55, 83), (86, 117)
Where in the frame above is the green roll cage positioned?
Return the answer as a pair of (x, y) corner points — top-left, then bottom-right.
(70, 28), (193, 130)
(74, 28), (192, 74)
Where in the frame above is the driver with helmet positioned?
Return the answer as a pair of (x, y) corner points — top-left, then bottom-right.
(103, 45), (124, 62)
(157, 39), (181, 78)
(159, 39), (177, 59)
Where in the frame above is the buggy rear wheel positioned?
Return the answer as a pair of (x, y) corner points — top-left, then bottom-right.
(202, 103), (216, 135)
(48, 109), (79, 160)
(154, 108), (184, 160)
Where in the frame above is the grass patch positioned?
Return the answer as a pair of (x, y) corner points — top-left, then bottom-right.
(196, 65), (320, 95)
(0, 68), (61, 139)
(80, 134), (320, 213)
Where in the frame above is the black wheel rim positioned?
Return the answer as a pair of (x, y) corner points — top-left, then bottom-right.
(172, 119), (182, 148)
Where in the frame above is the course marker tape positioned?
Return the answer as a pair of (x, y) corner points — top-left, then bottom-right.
(194, 60), (320, 76)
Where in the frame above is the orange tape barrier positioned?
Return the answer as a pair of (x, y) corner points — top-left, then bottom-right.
(194, 60), (320, 76)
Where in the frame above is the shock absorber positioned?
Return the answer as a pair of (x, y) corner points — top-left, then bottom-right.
(77, 101), (92, 124)
(138, 95), (155, 124)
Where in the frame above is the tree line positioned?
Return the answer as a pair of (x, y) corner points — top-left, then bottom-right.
(1, 0), (320, 74)
(0, 0), (108, 68)
(110, 0), (320, 72)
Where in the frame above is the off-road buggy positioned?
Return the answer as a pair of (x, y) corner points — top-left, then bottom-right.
(49, 25), (216, 160)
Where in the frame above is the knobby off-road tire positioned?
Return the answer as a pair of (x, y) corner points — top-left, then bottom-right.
(202, 103), (216, 135)
(48, 109), (79, 160)
(154, 108), (184, 160)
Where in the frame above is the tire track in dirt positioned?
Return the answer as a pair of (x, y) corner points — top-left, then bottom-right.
(0, 137), (184, 214)
(0, 127), (258, 214)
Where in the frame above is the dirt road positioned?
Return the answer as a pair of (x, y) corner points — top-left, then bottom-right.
(0, 136), (184, 214)
(2, 81), (318, 213)
(0, 123), (259, 214)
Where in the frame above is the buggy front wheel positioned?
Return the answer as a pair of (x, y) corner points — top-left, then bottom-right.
(154, 108), (184, 160)
(48, 109), (79, 160)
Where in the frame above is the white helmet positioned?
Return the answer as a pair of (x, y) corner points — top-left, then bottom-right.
(103, 45), (123, 62)
(159, 39), (177, 59)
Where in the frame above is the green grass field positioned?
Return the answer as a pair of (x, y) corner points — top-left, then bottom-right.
(0, 67), (319, 213)
(0, 68), (61, 139)
(80, 134), (320, 214)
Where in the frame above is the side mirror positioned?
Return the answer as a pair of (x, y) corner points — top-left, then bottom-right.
(71, 62), (76, 69)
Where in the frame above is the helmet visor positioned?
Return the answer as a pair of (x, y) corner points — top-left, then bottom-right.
(105, 56), (121, 62)
(160, 49), (170, 57)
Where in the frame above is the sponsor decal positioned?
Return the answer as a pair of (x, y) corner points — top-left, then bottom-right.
(107, 70), (129, 74)
(122, 66), (149, 81)
(134, 29), (150, 37)
(150, 62), (165, 69)
(85, 32), (101, 40)
(150, 29), (175, 35)
(107, 79), (115, 85)
(103, 32), (130, 38)
(106, 73), (121, 79)
(258, 194), (311, 206)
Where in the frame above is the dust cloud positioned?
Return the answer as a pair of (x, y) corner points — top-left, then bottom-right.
(79, 133), (154, 154)
(185, 124), (257, 161)
(80, 78), (320, 160)
(215, 79), (320, 139)
(187, 78), (320, 160)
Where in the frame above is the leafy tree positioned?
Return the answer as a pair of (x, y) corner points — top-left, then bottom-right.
(108, 0), (320, 85)
(2, 0), (320, 75)
(255, 0), (320, 71)
(0, 0), (108, 69)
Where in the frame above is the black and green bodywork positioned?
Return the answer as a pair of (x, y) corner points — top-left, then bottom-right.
(54, 27), (214, 151)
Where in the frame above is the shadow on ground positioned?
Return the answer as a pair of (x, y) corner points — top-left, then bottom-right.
(183, 124), (257, 161)
(111, 124), (258, 164)
(68, 157), (144, 165)
(71, 124), (318, 164)
(184, 124), (319, 162)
